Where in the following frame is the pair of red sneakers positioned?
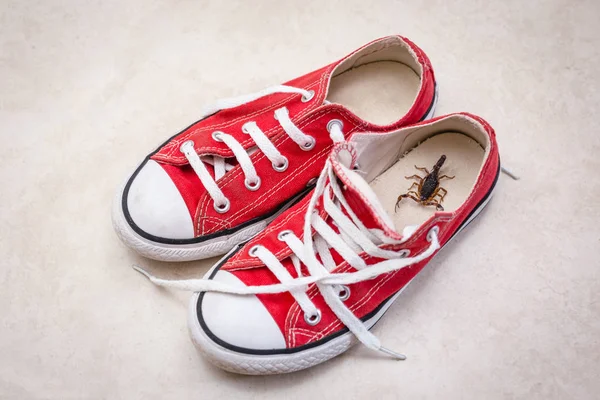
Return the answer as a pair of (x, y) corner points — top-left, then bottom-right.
(114, 36), (500, 374)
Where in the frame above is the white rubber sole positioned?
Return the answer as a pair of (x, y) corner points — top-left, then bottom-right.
(188, 180), (496, 375)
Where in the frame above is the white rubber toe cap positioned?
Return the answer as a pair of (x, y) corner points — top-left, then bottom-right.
(126, 160), (195, 239)
(198, 270), (286, 350)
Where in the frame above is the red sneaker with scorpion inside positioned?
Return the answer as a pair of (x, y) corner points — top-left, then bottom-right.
(112, 35), (437, 261)
(136, 113), (500, 374)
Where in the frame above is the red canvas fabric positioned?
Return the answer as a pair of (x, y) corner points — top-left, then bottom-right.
(220, 113), (500, 348)
(149, 35), (436, 237)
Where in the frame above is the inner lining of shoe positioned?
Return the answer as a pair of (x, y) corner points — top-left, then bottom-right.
(369, 132), (486, 230)
(326, 39), (421, 126)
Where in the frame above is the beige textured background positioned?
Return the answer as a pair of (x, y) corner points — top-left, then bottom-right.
(1, 0), (599, 398)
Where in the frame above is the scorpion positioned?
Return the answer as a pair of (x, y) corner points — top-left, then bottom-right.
(395, 155), (455, 212)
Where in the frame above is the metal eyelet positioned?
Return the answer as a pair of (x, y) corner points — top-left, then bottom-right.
(304, 309), (321, 326)
(399, 249), (411, 258)
(301, 90), (315, 102)
(427, 226), (440, 242)
(301, 136), (316, 151)
(326, 119), (344, 133)
(352, 162), (361, 171)
(211, 131), (224, 142)
(244, 177), (261, 191)
(213, 198), (230, 213)
(337, 285), (350, 301)
(179, 140), (195, 153)
(306, 177), (318, 187)
(277, 230), (293, 241)
(272, 158), (289, 172)
(248, 245), (260, 257)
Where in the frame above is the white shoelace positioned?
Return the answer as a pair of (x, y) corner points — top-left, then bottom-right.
(135, 158), (441, 360)
(179, 85), (341, 213)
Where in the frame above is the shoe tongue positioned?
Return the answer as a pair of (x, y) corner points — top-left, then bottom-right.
(329, 145), (403, 241)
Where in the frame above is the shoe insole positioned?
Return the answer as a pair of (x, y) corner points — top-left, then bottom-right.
(370, 133), (485, 230)
(327, 61), (420, 125)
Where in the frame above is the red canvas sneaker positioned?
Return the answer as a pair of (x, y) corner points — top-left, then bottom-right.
(136, 113), (500, 374)
(113, 35), (437, 261)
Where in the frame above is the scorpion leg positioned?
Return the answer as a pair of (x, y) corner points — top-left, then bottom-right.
(407, 182), (419, 191)
(438, 175), (455, 180)
(404, 174), (424, 182)
(414, 165), (430, 174)
(434, 187), (448, 202)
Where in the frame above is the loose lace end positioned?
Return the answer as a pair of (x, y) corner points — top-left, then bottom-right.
(132, 265), (155, 281)
(501, 166), (520, 180)
(379, 346), (407, 361)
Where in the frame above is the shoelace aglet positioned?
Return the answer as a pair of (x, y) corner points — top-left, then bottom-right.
(132, 264), (154, 281)
(501, 166), (520, 180)
(379, 346), (407, 361)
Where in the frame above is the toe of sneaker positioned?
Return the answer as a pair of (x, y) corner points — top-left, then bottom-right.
(194, 269), (286, 351)
(124, 159), (195, 239)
